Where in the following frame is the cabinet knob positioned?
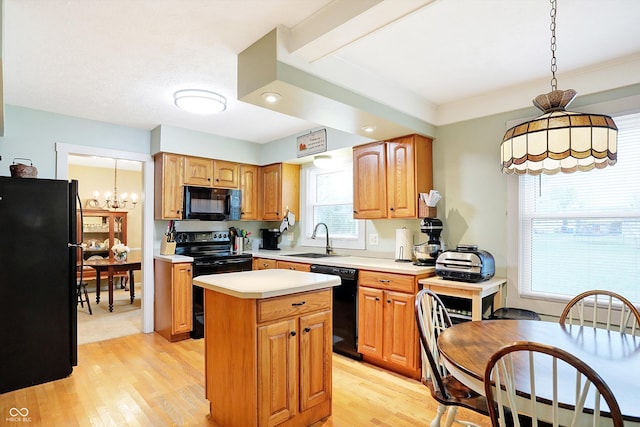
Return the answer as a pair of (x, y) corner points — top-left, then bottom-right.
(379, 279), (390, 283)
(375, 297), (380, 301)
(387, 299), (391, 303)
(290, 331), (297, 337)
(304, 327), (311, 333)
(389, 207), (394, 211)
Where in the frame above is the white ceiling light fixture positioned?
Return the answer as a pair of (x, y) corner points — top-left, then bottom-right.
(361, 125), (376, 133)
(313, 155), (333, 169)
(174, 89), (227, 114)
(262, 92), (281, 104)
(500, 0), (617, 175)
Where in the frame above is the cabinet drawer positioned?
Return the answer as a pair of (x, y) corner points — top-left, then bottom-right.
(277, 261), (311, 272)
(254, 258), (277, 270)
(359, 270), (415, 293)
(257, 289), (331, 324)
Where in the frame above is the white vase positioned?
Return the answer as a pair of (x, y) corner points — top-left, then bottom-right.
(114, 252), (127, 262)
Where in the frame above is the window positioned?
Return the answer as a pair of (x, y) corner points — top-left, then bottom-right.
(519, 112), (640, 303)
(301, 163), (365, 250)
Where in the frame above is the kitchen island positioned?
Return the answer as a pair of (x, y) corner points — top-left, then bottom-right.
(193, 269), (341, 427)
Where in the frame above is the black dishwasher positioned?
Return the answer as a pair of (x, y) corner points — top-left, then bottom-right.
(310, 265), (361, 360)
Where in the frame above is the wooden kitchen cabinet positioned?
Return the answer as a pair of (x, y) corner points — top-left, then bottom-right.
(183, 156), (239, 188)
(213, 159), (239, 188)
(353, 134), (433, 219)
(153, 259), (193, 342)
(260, 163), (300, 221)
(357, 269), (432, 379)
(253, 257), (277, 270)
(240, 164), (259, 220)
(154, 152), (184, 220)
(204, 288), (332, 427)
(183, 156), (213, 186)
(277, 260), (311, 272)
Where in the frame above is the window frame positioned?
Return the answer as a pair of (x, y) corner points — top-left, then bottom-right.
(300, 163), (365, 250)
(508, 111), (640, 310)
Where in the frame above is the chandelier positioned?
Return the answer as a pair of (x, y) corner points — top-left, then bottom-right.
(500, 0), (617, 175)
(87, 159), (138, 211)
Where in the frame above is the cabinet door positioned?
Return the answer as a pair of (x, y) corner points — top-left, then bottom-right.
(299, 310), (332, 411)
(154, 153), (184, 220)
(276, 261), (311, 272)
(353, 142), (387, 219)
(261, 164), (282, 220)
(184, 156), (213, 186)
(240, 164), (259, 220)
(258, 319), (298, 427)
(357, 286), (384, 358)
(172, 263), (193, 335)
(387, 138), (416, 218)
(383, 290), (416, 369)
(213, 160), (239, 188)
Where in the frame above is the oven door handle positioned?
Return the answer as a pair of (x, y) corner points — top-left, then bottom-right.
(219, 258), (251, 264)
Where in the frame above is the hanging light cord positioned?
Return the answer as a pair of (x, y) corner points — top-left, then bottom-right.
(549, 0), (558, 91)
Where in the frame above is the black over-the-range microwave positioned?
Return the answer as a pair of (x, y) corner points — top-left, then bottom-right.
(183, 186), (242, 221)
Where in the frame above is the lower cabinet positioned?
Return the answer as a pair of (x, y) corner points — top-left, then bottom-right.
(357, 270), (431, 379)
(258, 309), (332, 426)
(204, 288), (333, 427)
(154, 260), (193, 342)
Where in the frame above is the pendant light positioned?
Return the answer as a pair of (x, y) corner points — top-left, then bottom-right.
(500, 0), (617, 175)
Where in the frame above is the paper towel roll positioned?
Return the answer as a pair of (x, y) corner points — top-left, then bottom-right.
(395, 228), (413, 262)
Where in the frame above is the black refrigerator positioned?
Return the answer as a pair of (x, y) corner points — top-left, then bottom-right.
(0, 176), (79, 394)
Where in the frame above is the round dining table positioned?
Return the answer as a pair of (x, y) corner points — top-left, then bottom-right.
(437, 319), (640, 425)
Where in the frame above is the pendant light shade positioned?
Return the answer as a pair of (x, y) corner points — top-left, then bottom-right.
(500, 0), (618, 175)
(501, 89), (618, 175)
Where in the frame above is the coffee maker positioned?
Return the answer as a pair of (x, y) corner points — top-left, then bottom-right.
(414, 218), (443, 266)
(260, 228), (281, 250)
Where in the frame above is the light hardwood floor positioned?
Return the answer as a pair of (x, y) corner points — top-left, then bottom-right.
(0, 333), (490, 426)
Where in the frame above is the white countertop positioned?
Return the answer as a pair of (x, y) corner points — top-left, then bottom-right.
(154, 253), (194, 263)
(250, 250), (435, 275)
(193, 269), (341, 299)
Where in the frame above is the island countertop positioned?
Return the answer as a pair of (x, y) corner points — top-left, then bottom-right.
(193, 269), (341, 299)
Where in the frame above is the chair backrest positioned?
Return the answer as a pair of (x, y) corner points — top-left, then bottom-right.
(414, 289), (453, 398)
(484, 341), (624, 427)
(559, 289), (640, 335)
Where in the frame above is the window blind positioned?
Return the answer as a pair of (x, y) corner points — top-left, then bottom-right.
(519, 112), (640, 303)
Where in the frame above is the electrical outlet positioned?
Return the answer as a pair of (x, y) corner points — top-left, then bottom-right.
(369, 233), (379, 245)
(286, 232), (294, 241)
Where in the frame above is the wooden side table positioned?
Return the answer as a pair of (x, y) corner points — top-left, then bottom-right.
(418, 276), (506, 321)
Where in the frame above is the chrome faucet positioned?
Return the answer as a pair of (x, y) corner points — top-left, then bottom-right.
(311, 222), (333, 254)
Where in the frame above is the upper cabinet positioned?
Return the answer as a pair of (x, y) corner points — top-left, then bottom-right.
(213, 160), (239, 188)
(353, 134), (433, 219)
(183, 156), (213, 187)
(260, 163), (300, 221)
(183, 157), (239, 188)
(154, 153), (184, 220)
(240, 164), (259, 220)
(154, 153), (300, 222)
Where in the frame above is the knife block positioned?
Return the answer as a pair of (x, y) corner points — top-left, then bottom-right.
(160, 236), (176, 255)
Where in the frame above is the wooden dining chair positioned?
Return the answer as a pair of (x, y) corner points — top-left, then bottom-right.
(559, 289), (640, 335)
(415, 289), (489, 427)
(484, 341), (624, 427)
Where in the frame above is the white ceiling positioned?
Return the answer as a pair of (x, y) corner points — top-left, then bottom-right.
(4, 0), (640, 144)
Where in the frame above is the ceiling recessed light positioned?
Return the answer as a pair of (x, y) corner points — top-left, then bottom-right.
(361, 125), (376, 133)
(262, 92), (281, 104)
(174, 90), (227, 114)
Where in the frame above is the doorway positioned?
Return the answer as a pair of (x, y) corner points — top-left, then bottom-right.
(69, 155), (144, 344)
(55, 143), (155, 338)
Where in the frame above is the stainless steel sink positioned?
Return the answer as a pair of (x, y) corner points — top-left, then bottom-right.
(285, 252), (341, 258)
